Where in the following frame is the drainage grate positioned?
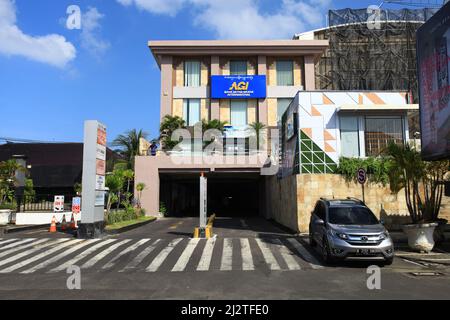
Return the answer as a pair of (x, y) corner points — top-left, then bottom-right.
(409, 272), (445, 277)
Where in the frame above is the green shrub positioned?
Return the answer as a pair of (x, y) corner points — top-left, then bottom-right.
(159, 201), (168, 217)
(0, 202), (15, 210)
(336, 157), (391, 185)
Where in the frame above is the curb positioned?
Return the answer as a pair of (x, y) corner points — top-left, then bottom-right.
(104, 217), (157, 235)
(0, 224), (49, 235)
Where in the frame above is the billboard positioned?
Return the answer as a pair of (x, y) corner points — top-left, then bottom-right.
(211, 75), (266, 99)
(417, 2), (450, 160)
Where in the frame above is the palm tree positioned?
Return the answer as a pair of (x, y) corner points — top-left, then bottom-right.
(247, 121), (267, 151)
(112, 129), (148, 169)
(386, 142), (449, 223)
(136, 182), (146, 208)
(202, 119), (228, 132)
(159, 115), (186, 150)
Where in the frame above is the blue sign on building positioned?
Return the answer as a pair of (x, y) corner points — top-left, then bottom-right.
(211, 75), (266, 99)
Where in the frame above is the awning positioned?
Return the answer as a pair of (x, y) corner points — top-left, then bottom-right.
(337, 104), (419, 112)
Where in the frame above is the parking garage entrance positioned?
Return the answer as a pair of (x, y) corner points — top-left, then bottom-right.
(159, 170), (262, 218)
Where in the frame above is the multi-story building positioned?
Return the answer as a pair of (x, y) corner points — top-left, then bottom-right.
(135, 40), (329, 217)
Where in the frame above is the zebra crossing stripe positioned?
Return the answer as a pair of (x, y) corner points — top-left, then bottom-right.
(255, 238), (281, 270)
(287, 238), (323, 269)
(220, 238), (233, 271)
(196, 237), (216, 271)
(172, 238), (200, 272)
(272, 238), (301, 270)
(120, 239), (162, 272)
(0, 239), (19, 247)
(146, 238), (182, 272)
(240, 238), (254, 271)
(21, 240), (100, 274)
(0, 239), (81, 273)
(0, 238), (51, 259)
(49, 239), (117, 273)
(0, 238), (37, 252)
(81, 239), (131, 269)
(0, 239), (68, 269)
(102, 239), (151, 270)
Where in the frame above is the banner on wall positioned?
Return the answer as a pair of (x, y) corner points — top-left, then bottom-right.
(211, 75), (266, 99)
(417, 2), (450, 160)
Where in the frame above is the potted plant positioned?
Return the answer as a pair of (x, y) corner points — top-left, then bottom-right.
(386, 142), (449, 253)
(0, 203), (14, 225)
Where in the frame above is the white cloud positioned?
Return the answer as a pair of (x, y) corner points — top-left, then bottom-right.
(80, 7), (110, 57)
(117, 0), (330, 39)
(117, 0), (186, 16)
(0, 0), (76, 68)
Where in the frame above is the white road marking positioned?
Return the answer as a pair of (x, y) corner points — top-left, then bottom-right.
(240, 238), (254, 271)
(102, 239), (151, 270)
(273, 238), (301, 270)
(0, 239), (80, 273)
(220, 238), (233, 271)
(120, 239), (161, 272)
(172, 238), (200, 272)
(287, 238), (323, 269)
(0, 238), (36, 251)
(0, 239), (69, 268)
(196, 237), (216, 271)
(49, 239), (117, 273)
(0, 239), (19, 247)
(255, 238), (281, 270)
(146, 238), (182, 272)
(81, 239), (131, 269)
(0, 238), (50, 259)
(20, 240), (99, 274)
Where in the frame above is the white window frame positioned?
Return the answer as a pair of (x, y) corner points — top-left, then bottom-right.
(184, 60), (201, 87)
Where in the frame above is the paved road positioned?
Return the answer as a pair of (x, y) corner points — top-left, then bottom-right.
(0, 217), (449, 299)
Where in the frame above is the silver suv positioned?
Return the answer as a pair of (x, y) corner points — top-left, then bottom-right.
(309, 198), (394, 265)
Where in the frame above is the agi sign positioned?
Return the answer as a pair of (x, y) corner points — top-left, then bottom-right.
(211, 75), (266, 99)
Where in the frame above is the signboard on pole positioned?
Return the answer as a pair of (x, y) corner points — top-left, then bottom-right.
(79, 120), (107, 238)
(72, 197), (81, 214)
(53, 195), (64, 212)
(357, 168), (367, 184)
(199, 174), (207, 229)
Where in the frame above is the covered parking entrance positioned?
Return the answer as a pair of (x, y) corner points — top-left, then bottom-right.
(159, 170), (262, 218)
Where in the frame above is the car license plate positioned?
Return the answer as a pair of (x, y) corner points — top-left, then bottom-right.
(356, 249), (377, 255)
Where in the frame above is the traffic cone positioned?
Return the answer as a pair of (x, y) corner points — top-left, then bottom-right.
(61, 214), (67, 231)
(69, 213), (77, 230)
(49, 215), (57, 233)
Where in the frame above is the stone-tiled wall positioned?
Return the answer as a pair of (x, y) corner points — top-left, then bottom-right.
(266, 173), (450, 233)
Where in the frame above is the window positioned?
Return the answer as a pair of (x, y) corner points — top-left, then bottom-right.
(230, 100), (247, 127)
(183, 99), (200, 126)
(340, 116), (360, 157)
(184, 61), (201, 87)
(365, 117), (404, 156)
(276, 60), (294, 86)
(328, 207), (379, 225)
(277, 98), (293, 121)
(230, 60), (247, 75)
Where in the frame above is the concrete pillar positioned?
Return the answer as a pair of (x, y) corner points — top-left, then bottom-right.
(135, 157), (160, 215)
(160, 55), (173, 121)
(210, 55), (220, 120)
(257, 55), (268, 125)
(304, 55), (316, 91)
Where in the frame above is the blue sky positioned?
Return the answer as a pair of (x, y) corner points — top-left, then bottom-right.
(0, 0), (435, 144)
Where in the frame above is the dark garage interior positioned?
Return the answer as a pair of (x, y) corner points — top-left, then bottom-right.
(159, 171), (261, 217)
